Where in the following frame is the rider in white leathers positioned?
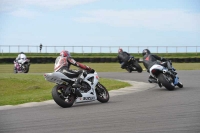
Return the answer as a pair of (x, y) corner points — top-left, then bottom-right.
(15, 52), (27, 67)
(54, 50), (94, 97)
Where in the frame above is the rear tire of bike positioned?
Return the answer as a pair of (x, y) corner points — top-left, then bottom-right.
(52, 84), (75, 108)
(96, 83), (109, 103)
(133, 61), (143, 73)
(158, 73), (175, 91)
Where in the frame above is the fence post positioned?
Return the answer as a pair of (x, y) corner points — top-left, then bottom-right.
(157, 46), (158, 53)
(166, 46), (168, 54)
(186, 46), (187, 53)
(196, 46), (197, 55)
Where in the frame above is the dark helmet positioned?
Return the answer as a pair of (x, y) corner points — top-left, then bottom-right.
(118, 48), (123, 53)
(60, 50), (71, 57)
(142, 49), (151, 56)
(20, 52), (24, 54)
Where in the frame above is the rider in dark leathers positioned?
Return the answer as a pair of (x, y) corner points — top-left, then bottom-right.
(117, 48), (132, 72)
(54, 50), (94, 97)
(142, 49), (173, 83)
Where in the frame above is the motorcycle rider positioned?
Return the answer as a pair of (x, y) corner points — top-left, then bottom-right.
(117, 48), (132, 72)
(54, 50), (94, 97)
(14, 52), (27, 69)
(142, 49), (174, 83)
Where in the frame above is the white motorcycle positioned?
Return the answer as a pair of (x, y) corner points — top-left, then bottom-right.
(149, 61), (183, 91)
(44, 70), (109, 108)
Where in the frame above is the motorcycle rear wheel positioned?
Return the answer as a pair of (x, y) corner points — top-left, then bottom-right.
(158, 73), (175, 91)
(52, 84), (75, 108)
(95, 83), (109, 103)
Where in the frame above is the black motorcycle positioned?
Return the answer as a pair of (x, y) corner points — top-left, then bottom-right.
(125, 56), (143, 73)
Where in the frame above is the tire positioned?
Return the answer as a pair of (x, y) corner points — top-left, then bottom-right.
(158, 73), (175, 91)
(177, 82), (183, 88)
(52, 84), (75, 108)
(24, 64), (29, 73)
(13, 67), (17, 73)
(126, 67), (132, 73)
(133, 61), (143, 73)
(95, 83), (109, 103)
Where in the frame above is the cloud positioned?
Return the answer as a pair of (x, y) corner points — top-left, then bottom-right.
(0, 0), (99, 11)
(0, 0), (99, 18)
(22, 0), (99, 10)
(74, 9), (200, 31)
(9, 9), (41, 18)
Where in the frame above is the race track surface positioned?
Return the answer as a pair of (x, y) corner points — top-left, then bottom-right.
(0, 70), (200, 133)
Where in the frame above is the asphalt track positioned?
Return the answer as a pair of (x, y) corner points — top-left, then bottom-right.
(0, 70), (200, 133)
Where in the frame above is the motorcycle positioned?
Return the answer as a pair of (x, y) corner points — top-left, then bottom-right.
(148, 60), (183, 91)
(44, 70), (110, 108)
(125, 56), (143, 73)
(14, 59), (30, 73)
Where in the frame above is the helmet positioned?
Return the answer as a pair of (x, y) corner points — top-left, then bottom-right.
(20, 52), (24, 54)
(142, 49), (151, 56)
(118, 48), (123, 53)
(60, 50), (71, 57)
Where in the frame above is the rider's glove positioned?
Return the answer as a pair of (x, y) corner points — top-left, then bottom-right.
(89, 69), (95, 73)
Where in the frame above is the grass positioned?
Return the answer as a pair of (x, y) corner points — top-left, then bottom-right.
(0, 73), (130, 106)
(0, 63), (200, 74)
(1, 52), (200, 58)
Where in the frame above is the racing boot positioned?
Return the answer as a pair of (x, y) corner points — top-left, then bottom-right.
(72, 78), (83, 97)
(126, 67), (132, 73)
(148, 75), (157, 83)
(158, 80), (162, 88)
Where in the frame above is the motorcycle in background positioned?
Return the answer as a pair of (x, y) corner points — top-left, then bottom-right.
(148, 60), (183, 91)
(125, 56), (143, 73)
(14, 59), (30, 73)
(44, 70), (109, 108)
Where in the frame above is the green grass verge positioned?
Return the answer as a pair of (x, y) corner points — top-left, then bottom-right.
(0, 63), (200, 74)
(1, 52), (200, 58)
(0, 73), (130, 106)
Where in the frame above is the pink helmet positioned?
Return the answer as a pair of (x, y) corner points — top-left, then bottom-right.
(118, 48), (123, 53)
(60, 50), (71, 57)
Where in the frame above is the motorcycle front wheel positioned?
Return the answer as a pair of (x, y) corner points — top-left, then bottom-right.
(133, 61), (143, 73)
(23, 64), (30, 73)
(52, 84), (75, 108)
(95, 83), (109, 103)
(13, 67), (17, 73)
(158, 73), (175, 91)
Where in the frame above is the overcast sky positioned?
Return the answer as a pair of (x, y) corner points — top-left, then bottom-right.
(0, 0), (200, 50)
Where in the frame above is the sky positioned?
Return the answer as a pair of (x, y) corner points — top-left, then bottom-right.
(0, 0), (200, 53)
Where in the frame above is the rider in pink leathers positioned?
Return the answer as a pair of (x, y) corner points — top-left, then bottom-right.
(54, 50), (94, 97)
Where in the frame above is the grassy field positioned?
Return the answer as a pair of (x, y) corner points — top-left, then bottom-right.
(1, 52), (200, 58)
(0, 73), (130, 106)
(0, 63), (200, 73)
